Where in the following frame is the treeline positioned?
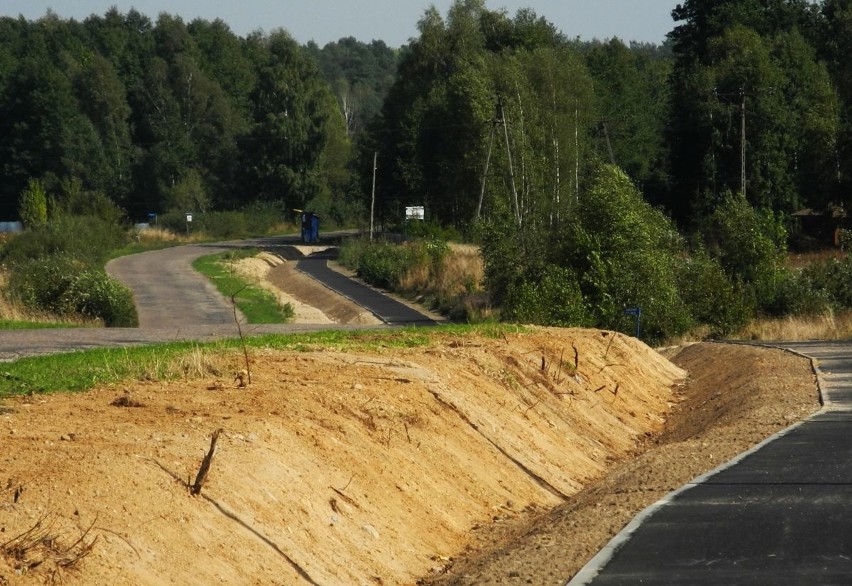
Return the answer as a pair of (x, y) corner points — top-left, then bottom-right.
(370, 0), (851, 228)
(0, 8), (399, 224)
(5, 1), (852, 338)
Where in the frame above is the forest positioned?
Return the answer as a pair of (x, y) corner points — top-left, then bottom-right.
(3, 0), (852, 340)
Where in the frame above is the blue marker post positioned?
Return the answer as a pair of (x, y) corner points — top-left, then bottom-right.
(624, 307), (641, 339)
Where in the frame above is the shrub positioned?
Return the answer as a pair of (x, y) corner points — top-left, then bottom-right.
(1, 214), (127, 266)
(801, 257), (852, 310)
(561, 164), (692, 343)
(60, 269), (138, 327)
(502, 264), (590, 327)
(766, 269), (833, 317)
(700, 191), (787, 312)
(676, 249), (752, 336)
(18, 178), (48, 229)
(7, 256), (137, 326)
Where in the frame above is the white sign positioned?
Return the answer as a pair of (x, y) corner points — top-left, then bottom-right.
(405, 206), (425, 220)
(186, 213), (193, 222)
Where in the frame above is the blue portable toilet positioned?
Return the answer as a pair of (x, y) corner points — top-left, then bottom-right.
(301, 211), (319, 244)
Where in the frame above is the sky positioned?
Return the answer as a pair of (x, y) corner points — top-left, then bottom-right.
(1, 1), (680, 47)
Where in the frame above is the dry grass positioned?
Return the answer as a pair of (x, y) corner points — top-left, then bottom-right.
(731, 310), (852, 341)
(1, 514), (97, 581)
(396, 245), (486, 319)
(786, 248), (847, 269)
(0, 272), (96, 326)
(131, 226), (206, 245)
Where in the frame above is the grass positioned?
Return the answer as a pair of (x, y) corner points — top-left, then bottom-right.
(192, 249), (294, 324)
(731, 310), (852, 341)
(0, 324), (521, 398)
(0, 319), (84, 330)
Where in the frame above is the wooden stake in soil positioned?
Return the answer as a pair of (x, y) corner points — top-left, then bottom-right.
(191, 429), (223, 496)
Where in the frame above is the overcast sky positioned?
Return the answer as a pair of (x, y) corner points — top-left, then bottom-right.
(1, 1), (679, 47)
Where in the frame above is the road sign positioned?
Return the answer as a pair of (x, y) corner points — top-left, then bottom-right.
(624, 307), (642, 338)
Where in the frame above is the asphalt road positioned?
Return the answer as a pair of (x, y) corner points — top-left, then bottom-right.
(0, 239), (432, 361)
(569, 341), (852, 586)
(106, 244), (241, 328)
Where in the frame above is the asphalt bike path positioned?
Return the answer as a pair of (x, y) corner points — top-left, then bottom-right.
(294, 253), (437, 327)
(569, 341), (852, 586)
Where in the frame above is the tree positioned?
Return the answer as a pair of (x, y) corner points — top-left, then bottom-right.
(668, 3), (841, 220)
(18, 178), (48, 228)
(584, 39), (672, 205)
(241, 30), (339, 210)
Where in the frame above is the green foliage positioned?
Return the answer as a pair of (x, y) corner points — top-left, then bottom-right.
(700, 191), (787, 311)
(165, 169), (210, 213)
(59, 268), (138, 327)
(676, 248), (751, 336)
(1, 214), (128, 266)
(7, 255), (138, 327)
(339, 238), (446, 289)
(54, 177), (126, 225)
(0, 10), (355, 222)
(157, 203), (286, 239)
(799, 257), (852, 311)
(564, 164), (692, 343)
(18, 179), (48, 229)
(501, 264), (590, 327)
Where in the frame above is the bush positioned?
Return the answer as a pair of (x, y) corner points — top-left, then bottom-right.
(61, 269), (138, 327)
(801, 257), (852, 310)
(339, 238), (448, 290)
(157, 203), (288, 240)
(676, 249), (752, 336)
(561, 164), (692, 343)
(1, 214), (128, 266)
(700, 191), (787, 312)
(502, 264), (590, 327)
(18, 178), (48, 229)
(7, 256), (137, 326)
(766, 269), (833, 317)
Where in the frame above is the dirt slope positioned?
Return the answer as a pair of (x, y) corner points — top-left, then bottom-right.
(1, 328), (685, 585)
(422, 342), (819, 585)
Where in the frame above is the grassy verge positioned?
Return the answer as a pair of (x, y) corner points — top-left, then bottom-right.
(192, 249), (294, 323)
(0, 324), (523, 398)
(0, 319), (85, 330)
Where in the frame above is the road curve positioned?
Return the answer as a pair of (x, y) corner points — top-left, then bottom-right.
(106, 244), (242, 328)
(0, 239), (435, 361)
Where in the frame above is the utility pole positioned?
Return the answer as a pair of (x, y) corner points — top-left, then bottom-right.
(740, 87), (747, 199)
(574, 102), (580, 204)
(499, 99), (521, 226)
(370, 151), (377, 241)
(476, 121), (497, 221)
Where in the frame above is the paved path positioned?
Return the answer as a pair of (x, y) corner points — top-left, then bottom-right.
(569, 341), (852, 586)
(106, 244), (240, 328)
(295, 254), (437, 327)
(0, 239), (433, 361)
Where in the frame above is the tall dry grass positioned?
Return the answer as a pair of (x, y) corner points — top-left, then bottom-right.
(131, 226), (206, 245)
(731, 310), (852, 341)
(396, 244), (490, 319)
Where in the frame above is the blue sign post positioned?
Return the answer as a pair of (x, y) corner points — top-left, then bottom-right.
(624, 307), (641, 339)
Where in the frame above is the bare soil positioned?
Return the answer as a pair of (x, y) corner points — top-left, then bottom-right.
(0, 259), (820, 585)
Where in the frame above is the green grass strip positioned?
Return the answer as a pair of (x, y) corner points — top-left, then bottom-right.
(0, 319), (84, 330)
(192, 249), (294, 324)
(0, 324), (523, 398)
